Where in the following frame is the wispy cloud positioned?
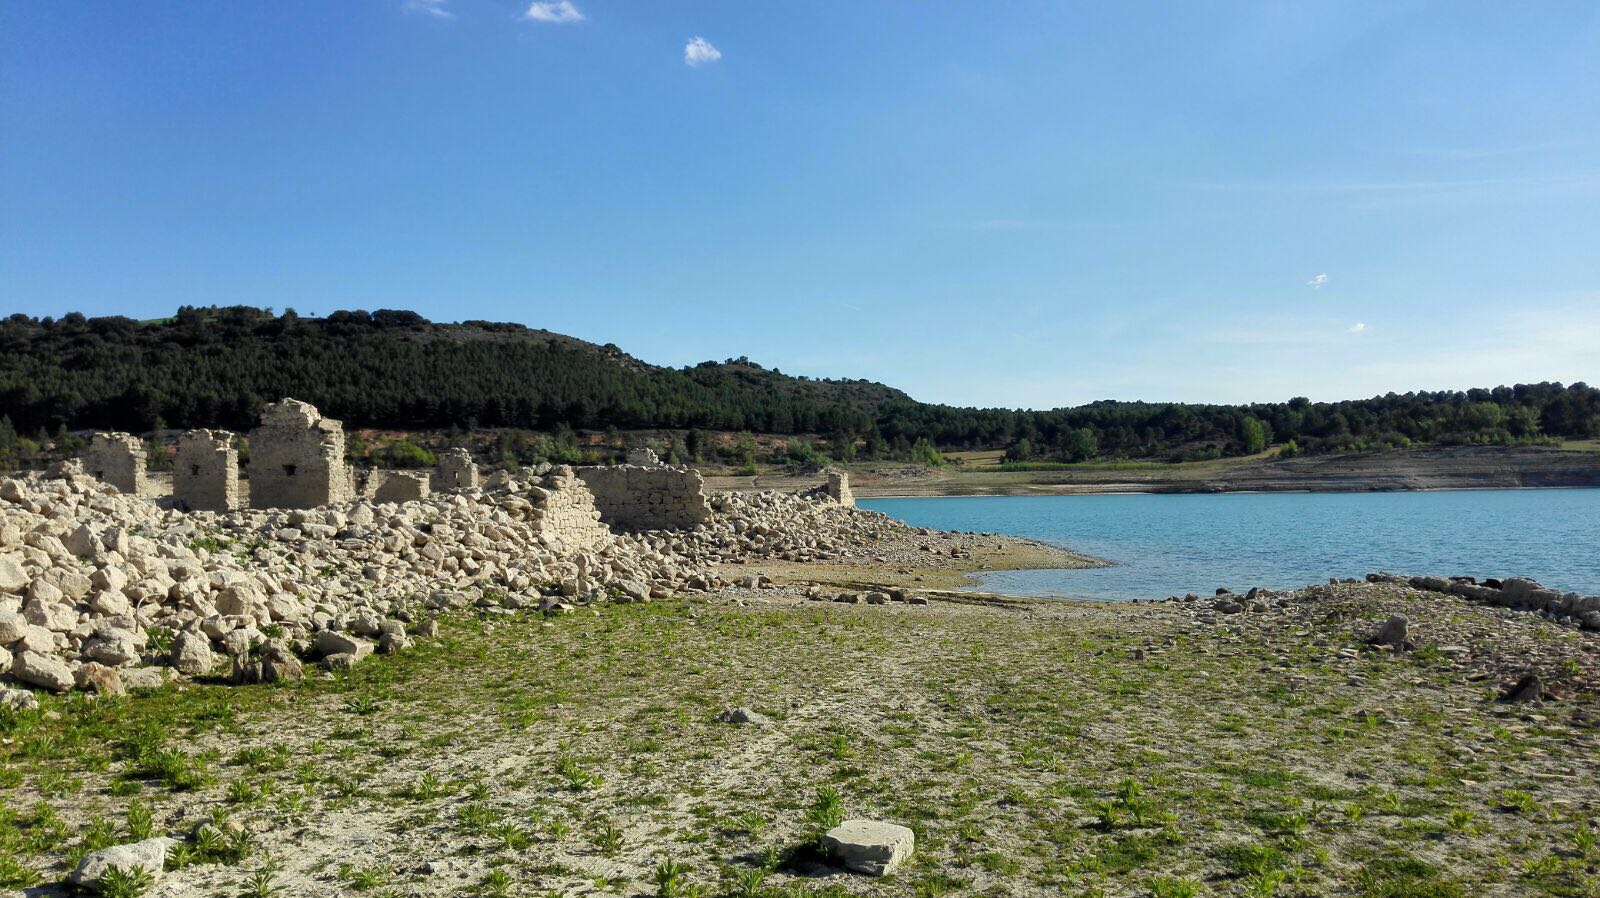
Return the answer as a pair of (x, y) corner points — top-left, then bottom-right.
(684, 36), (722, 67)
(1307, 273), (1328, 289)
(523, 1), (584, 23)
(404, 0), (452, 19)
(1347, 321), (1366, 334)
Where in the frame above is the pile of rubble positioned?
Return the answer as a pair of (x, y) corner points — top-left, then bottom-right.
(0, 461), (888, 696)
(1375, 571), (1600, 631)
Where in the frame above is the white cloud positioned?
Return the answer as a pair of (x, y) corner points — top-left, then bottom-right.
(404, 0), (452, 18)
(523, 1), (584, 23)
(1348, 322), (1367, 334)
(684, 36), (722, 67)
(1307, 273), (1329, 289)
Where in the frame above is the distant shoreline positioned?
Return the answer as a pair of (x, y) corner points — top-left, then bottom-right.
(855, 483), (1600, 500)
(708, 444), (1600, 500)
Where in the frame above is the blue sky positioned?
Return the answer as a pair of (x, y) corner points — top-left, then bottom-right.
(3, 2), (1598, 409)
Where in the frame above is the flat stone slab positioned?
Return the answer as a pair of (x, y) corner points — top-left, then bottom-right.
(822, 819), (915, 876)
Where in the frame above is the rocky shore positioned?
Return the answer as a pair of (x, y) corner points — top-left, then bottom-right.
(0, 458), (1040, 703)
(3, 454), (1599, 897)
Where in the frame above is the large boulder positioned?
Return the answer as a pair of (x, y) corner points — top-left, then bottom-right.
(0, 555), (26, 593)
(85, 628), (143, 667)
(315, 629), (374, 660)
(1369, 614), (1410, 649)
(0, 611), (27, 644)
(822, 820), (916, 876)
(12, 651), (75, 692)
(169, 631), (217, 676)
(69, 837), (177, 889)
(22, 596), (77, 632)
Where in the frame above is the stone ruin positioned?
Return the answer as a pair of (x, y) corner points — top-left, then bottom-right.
(84, 433), (148, 497)
(578, 462), (713, 531)
(433, 448), (479, 491)
(172, 430), (239, 512)
(247, 399), (356, 510)
(825, 469), (855, 507)
(371, 471), (430, 504)
(502, 464), (612, 552)
(626, 448), (663, 467)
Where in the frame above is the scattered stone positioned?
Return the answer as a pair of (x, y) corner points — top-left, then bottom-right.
(822, 819), (916, 876)
(1370, 614), (1411, 649)
(717, 707), (771, 726)
(1499, 671), (1545, 704)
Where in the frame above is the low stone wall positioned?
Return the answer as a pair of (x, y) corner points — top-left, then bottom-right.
(84, 433), (148, 497)
(372, 471), (430, 504)
(173, 430), (239, 511)
(577, 464), (712, 531)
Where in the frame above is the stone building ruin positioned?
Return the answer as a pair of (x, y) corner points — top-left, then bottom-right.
(825, 469), (855, 507)
(372, 471), (430, 504)
(626, 448), (663, 467)
(578, 462), (713, 531)
(173, 429), (239, 511)
(434, 448), (479, 491)
(525, 465), (612, 552)
(84, 432), (148, 497)
(247, 399), (356, 509)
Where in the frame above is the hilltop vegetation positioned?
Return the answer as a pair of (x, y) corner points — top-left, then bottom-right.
(2, 307), (1598, 468)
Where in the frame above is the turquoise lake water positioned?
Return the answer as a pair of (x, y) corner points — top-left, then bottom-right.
(859, 489), (1600, 601)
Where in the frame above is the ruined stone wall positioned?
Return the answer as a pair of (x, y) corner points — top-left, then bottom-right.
(825, 469), (855, 508)
(519, 465), (612, 551)
(577, 464), (712, 531)
(247, 399), (355, 509)
(626, 448), (663, 467)
(372, 471), (430, 504)
(173, 430), (239, 511)
(83, 433), (148, 497)
(433, 449), (479, 491)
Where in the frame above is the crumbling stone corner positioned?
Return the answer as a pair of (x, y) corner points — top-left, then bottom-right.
(433, 448), (479, 491)
(825, 469), (855, 508)
(83, 433), (148, 497)
(173, 429), (239, 511)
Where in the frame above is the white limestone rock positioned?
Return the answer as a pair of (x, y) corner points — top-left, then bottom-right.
(822, 819), (916, 876)
(70, 837), (177, 889)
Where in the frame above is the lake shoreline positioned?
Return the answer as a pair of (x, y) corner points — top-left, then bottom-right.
(859, 487), (1600, 599)
(710, 444), (1600, 499)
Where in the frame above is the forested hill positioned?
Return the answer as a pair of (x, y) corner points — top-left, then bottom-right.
(2, 306), (1598, 462)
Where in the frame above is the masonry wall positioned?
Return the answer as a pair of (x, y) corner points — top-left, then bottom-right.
(247, 399), (356, 509)
(576, 464), (712, 531)
(526, 465), (612, 551)
(173, 429), (239, 511)
(433, 448), (479, 491)
(372, 471), (430, 504)
(84, 432), (148, 497)
(825, 469), (855, 508)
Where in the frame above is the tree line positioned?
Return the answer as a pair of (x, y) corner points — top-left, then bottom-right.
(2, 307), (1597, 467)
